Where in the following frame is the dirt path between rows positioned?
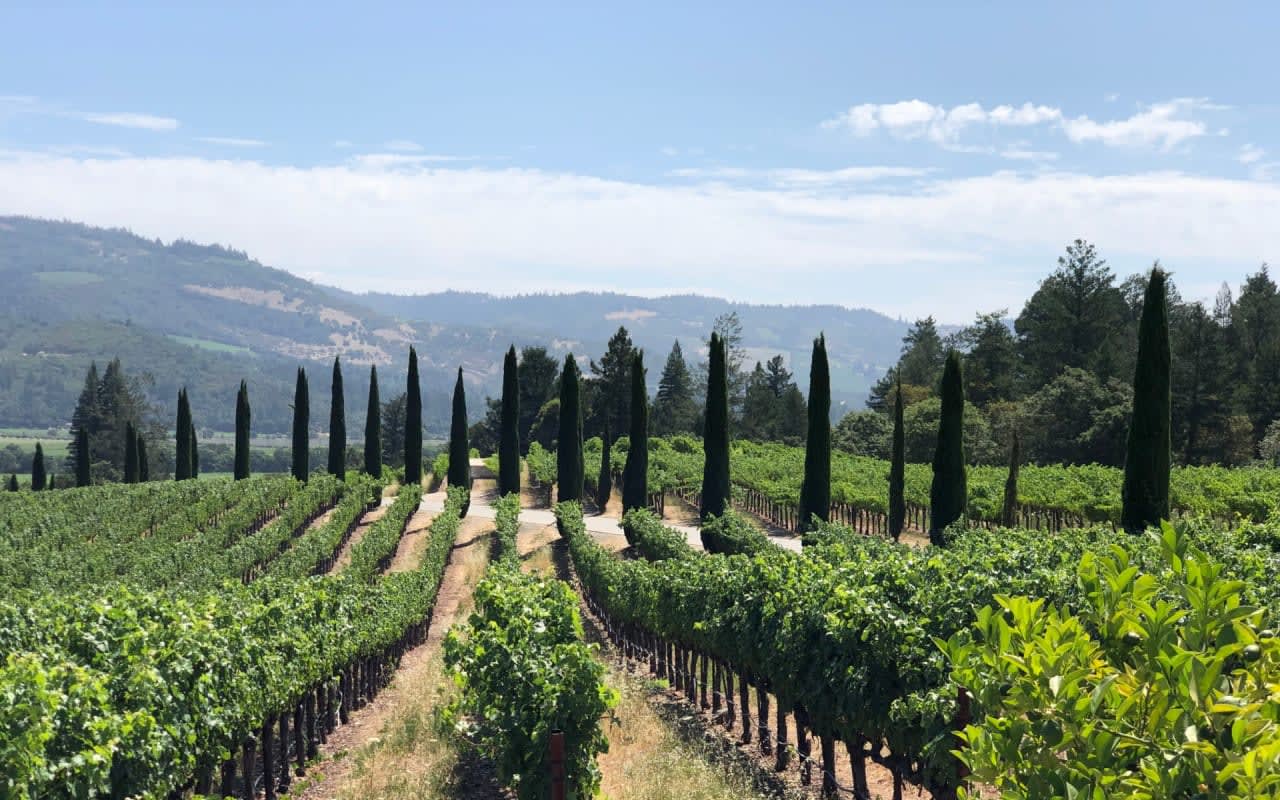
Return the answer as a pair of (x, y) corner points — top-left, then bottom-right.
(385, 509), (438, 574)
(326, 504), (389, 575)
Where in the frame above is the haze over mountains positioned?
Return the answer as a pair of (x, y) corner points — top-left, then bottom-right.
(0, 216), (910, 433)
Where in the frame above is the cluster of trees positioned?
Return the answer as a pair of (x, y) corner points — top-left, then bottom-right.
(844, 241), (1280, 467)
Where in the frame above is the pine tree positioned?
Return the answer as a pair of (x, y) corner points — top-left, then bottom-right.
(449, 367), (472, 516)
(888, 379), (906, 541)
(1002, 431), (1021, 528)
(137, 433), (149, 482)
(7, 474), (16, 492)
(67, 362), (100, 476)
(175, 388), (192, 480)
(234, 380), (251, 480)
(651, 340), (698, 436)
(499, 345), (521, 496)
(405, 347), (423, 485)
(1121, 266), (1172, 533)
(30, 443), (46, 491)
(928, 351), (967, 545)
(74, 426), (90, 487)
(557, 354), (584, 503)
(700, 333), (731, 519)
(797, 334), (830, 530)
(328, 357), (346, 479)
(123, 423), (139, 483)
(622, 352), (649, 513)
(595, 423), (612, 512)
(292, 368), (310, 481)
(364, 365), (382, 478)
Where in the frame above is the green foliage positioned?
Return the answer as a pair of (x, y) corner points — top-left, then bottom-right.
(595, 427), (612, 511)
(405, 347), (423, 485)
(700, 509), (771, 556)
(930, 351), (967, 544)
(624, 507), (695, 559)
(364, 365), (381, 478)
(328, 357), (346, 478)
(234, 380), (251, 480)
(499, 346), (521, 496)
(622, 353), (649, 513)
(1122, 267), (1172, 533)
(557, 355), (584, 503)
(650, 340), (698, 437)
(700, 333), (731, 519)
(291, 368), (309, 481)
(798, 334), (830, 530)
(449, 367), (472, 514)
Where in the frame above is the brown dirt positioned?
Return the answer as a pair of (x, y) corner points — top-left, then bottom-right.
(327, 504), (389, 575)
(385, 510), (437, 574)
(293, 515), (495, 800)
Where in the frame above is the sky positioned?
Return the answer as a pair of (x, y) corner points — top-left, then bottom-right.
(1, 2), (1278, 323)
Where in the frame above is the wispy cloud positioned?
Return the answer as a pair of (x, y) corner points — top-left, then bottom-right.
(1239, 144), (1265, 165)
(196, 136), (267, 148)
(1000, 148), (1059, 162)
(668, 165), (933, 187)
(71, 111), (180, 131)
(333, 139), (353, 148)
(382, 139), (423, 152)
(1062, 98), (1212, 150)
(349, 153), (499, 169)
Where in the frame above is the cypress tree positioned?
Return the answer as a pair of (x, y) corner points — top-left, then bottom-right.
(137, 433), (149, 482)
(797, 334), (830, 530)
(292, 368), (310, 481)
(46, 474), (55, 491)
(234, 380), (251, 480)
(175, 388), (192, 480)
(364, 365), (381, 478)
(190, 416), (199, 479)
(328, 357), (346, 478)
(888, 379), (906, 541)
(1121, 266), (1172, 533)
(1001, 430), (1021, 528)
(123, 423), (139, 483)
(31, 443), (46, 491)
(622, 353), (649, 513)
(7, 474), (16, 492)
(404, 347), (423, 485)
(928, 351), (967, 545)
(595, 423), (612, 512)
(75, 426), (90, 487)
(700, 333), (731, 519)
(557, 354), (584, 503)
(498, 345), (521, 496)
(448, 367), (472, 515)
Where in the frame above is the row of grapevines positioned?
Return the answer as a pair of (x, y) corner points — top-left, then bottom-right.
(344, 483), (424, 580)
(265, 476), (382, 578)
(622, 507), (696, 559)
(525, 442), (557, 485)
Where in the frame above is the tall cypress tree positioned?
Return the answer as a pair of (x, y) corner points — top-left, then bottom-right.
(175, 389), (192, 481)
(449, 367), (472, 515)
(595, 423), (612, 512)
(75, 426), (90, 487)
(46, 474), (55, 491)
(123, 424), (139, 484)
(888, 379), (906, 541)
(328, 357), (346, 479)
(1121, 266), (1172, 533)
(364, 365), (382, 478)
(700, 333), (731, 519)
(234, 380), (251, 480)
(137, 432), (149, 482)
(622, 353), (649, 513)
(498, 346), (521, 496)
(405, 347), (423, 485)
(928, 351), (967, 545)
(189, 413), (199, 479)
(292, 368), (310, 481)
(557, 354), (584, 503)
(797, 334), (830, 530)
(30, 443), (46, 491)
(7, 475), (16, 492)
(1001, 430), (1021, 528)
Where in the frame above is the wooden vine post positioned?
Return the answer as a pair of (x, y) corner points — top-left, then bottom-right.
(549, 729), (566, 800)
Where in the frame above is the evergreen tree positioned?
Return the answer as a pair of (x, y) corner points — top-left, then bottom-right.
(929, 351), (967, 545)
(557, 354), (585, 503)
(517, 346), (560, 453)
(175, 389), (193, 481)
(189, 411), (199, 479)
(622, 353), (649, 513)
(137, 433), (149, 482)
(364, 365), (382, 478)
(123, 424), (138, 483)
(234, 380), (251, 480)
(888, 379), (906, 541)
(74, 426), (90, 487)
(292, 368), (310, 481)
(448, 367), (472, 515)
(700, 333), (731, 519)
(1121, 266), (1172, 533)
(499, 345), (521, 496)
(7, 474), (16, 492)
(328, 357), (346, 479)
(797, 334), (830, 530)
(405, 347), (423, 485)
(589, 327), (637, 438)
(67, 362), (100, 475)
(595, 423), (613, 512)
(381, 392), (407, 469)
(30, 443), (46, 491)
(651, 340), (698, 436)
(1001, 430), (1021, 528)
(46, 474), (55, 491)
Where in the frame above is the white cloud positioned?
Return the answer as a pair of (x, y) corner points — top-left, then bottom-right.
(1000, 148), (1059, 162)
(822, 100), (1062, 144)
(196, 136), (267, 148)
(333, 139), (353, 148)
(382, 139), (423, 152)
(668, 165), (934, 186)
(1239, 144), (1265, 164)
(349, 153), (494, 169)
(1062, 98), (1209, 150)
(72, 111), (179, 131)
(0, 152), (1276, 320)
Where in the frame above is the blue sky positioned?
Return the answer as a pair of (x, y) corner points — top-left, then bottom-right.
(1, 2), (1278, 322)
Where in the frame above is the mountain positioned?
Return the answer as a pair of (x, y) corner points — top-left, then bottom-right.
(0, 216), (910, 432)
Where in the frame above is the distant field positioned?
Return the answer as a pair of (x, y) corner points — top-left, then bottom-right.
(0, 427), (68, 439)
(167, 335), (255, 355)
(0, 437), (70, 460)
(33, 270), (104, 287)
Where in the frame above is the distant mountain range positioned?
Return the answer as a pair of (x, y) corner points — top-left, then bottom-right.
(0, 216), (911, 433)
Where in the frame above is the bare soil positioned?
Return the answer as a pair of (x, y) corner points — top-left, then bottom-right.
(326, 504), (389, 574)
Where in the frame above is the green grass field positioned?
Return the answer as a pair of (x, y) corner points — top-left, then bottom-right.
(0, 437), (70, 460)
(166, 335), (255, 355)
(33, 270), (104, 287)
